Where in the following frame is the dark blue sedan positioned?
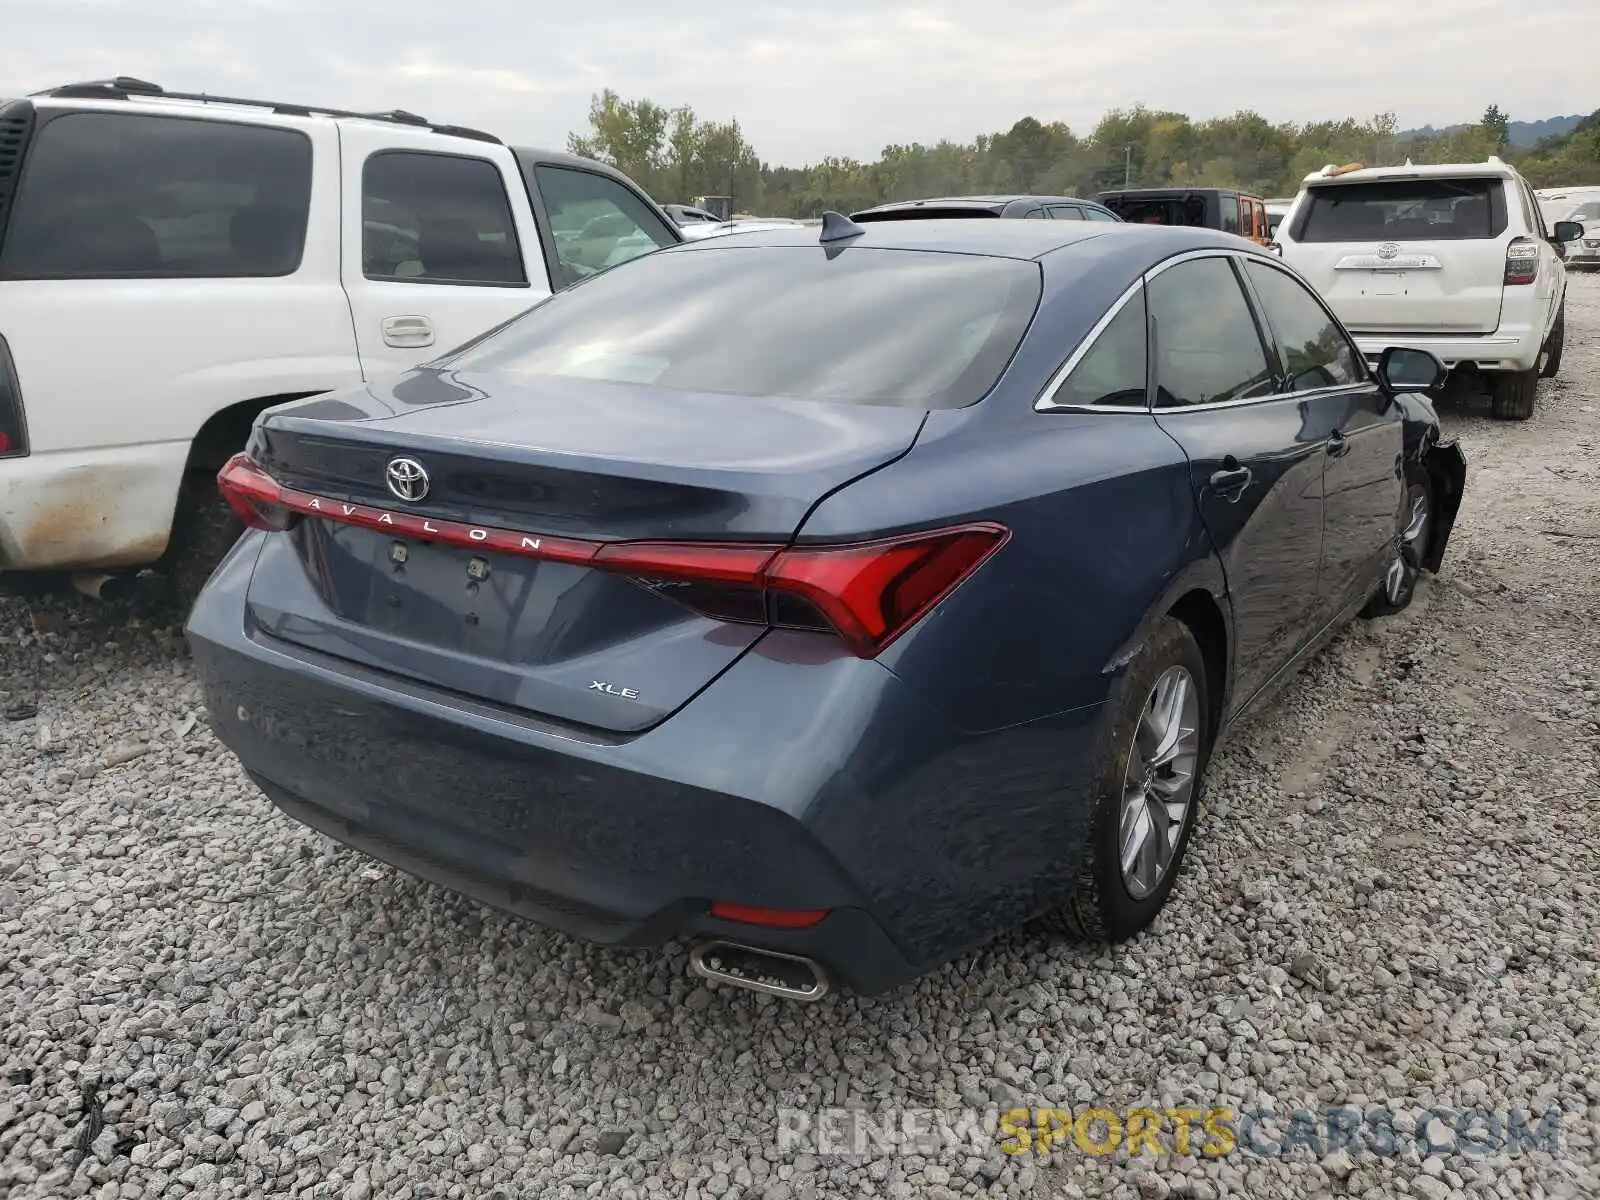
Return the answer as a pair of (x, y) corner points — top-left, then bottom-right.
(188, 215), (1467, 1001)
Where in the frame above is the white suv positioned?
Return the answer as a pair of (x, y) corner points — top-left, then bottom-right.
(0, 77), (683, 598)
(1275, 157), (1585, 420)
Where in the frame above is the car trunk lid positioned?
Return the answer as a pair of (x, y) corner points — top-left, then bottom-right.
(240, 371), (928, 733)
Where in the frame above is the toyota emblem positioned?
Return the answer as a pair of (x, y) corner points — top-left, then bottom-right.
(385, 456), (430, 502)
(1376, 242), (1399, 260)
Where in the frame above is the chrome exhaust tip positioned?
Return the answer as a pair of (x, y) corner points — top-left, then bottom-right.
(689, 940), (830, 1002)
(71, 571), (137, 602)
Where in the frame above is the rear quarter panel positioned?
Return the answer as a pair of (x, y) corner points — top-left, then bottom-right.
(792, 403), (1227, 968)
(799, 405), (1223, 733)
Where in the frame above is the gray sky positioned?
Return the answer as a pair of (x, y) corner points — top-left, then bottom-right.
(5, 0), (1596, 165)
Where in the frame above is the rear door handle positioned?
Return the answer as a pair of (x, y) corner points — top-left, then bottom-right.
(1327, 430), (1350, 458)
(1209, 464), (1253, 502)
(381, 315), (435, 349)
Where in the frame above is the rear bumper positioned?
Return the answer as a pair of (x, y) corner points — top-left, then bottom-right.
(187, 533), (1110, 993)
(1353, 326), (1541, 373)
(0, 441), (189, 570)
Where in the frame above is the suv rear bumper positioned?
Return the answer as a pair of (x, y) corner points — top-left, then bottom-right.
(1352, 327), (1542, 374)
(0, 441), (189, 570)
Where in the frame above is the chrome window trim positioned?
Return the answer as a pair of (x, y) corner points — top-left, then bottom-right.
(1036, 248), (1269, 414)
(1035, 247), (1381, 416)
(1033, 275), (1148, 413)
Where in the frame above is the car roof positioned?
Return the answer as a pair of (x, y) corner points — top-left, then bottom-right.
(856, 194), (1106, 212)
(1301, 158), (1521, 186)
(1100, 187), (1241, 197)
(668, 218), (1251, 262)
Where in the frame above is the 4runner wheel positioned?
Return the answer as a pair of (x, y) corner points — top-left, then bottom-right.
(1490, 368), (1537, 421)
(1362, 467), (1431, 618)
(161, 472), (244, 610)
(1037, 616), (1210, 942)
(1539, 304), (1564, 379)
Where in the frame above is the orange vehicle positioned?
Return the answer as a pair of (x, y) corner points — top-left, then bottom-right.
(1097, 187), (1274, 246)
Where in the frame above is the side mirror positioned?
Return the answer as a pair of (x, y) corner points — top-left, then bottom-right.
(1376, 346), (1446, 395)
(1552, 220), (1584, 244)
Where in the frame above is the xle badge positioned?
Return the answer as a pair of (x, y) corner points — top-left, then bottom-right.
(590, 681), (640, 700)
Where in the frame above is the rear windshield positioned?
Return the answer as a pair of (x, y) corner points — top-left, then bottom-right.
(444, 245), (1042, 408)
(1101, 195), (1210, 228)
(1294, 178), (1508, 242)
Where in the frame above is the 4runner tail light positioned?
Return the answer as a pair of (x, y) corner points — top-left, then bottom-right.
(216, 453), (1010, 658)
(1504, 237), (1540, 286)
(0, 335), (28, 459)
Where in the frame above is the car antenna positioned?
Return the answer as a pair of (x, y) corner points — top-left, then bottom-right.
(818, 211), (866, 243)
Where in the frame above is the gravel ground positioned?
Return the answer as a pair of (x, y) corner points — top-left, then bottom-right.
(3, 278), (1598, 1200)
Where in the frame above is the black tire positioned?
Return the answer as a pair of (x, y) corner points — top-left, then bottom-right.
(1036, 616), (1211, 943)
(160, 472), (244, 611)
(1489, 368), (1537, 421)
(1362, 466), (1432, 618)
(1539, 304), (1564, 379)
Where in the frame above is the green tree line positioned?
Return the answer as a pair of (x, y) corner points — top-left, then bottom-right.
(568, 91), (1600, 218)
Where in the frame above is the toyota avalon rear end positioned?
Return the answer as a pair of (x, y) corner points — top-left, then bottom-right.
(186, 230), (1060, 998)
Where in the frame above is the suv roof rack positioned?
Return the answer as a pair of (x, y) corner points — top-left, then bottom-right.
(30, 76), (501, 144)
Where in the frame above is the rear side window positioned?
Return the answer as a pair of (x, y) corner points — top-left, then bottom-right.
(1048, 205), (1085, 220)
(0, 112), (311, 279)
(447, 245), (1043, 409)
(1084, 207), (1118, 222)
(1050, 288), (1147, 407)
(363, 152), (527, 286)
(1219, 197), (1240, 234)
(1294, 178), (1508, 242)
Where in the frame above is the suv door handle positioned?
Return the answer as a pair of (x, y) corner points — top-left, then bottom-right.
(1209, 464), (1253, 501)
(1327, 430), (1350, 458)
(381, 315), (435, 348)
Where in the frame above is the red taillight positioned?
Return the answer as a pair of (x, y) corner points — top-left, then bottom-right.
(1504, 237), (1539, 285)
(768, 526), (1008, 655)
(709, 902), (829, 929)
(216, 452), (296, 530)
(219, 453), (1008, 657)
(0, 334), (29, 460)
(597, 523), (1009, 657)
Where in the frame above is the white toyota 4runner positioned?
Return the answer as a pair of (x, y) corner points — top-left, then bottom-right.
(1275, 158), (1585, 421)
(0, 77), (683, 599)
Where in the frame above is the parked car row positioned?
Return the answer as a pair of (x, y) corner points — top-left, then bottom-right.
(3, 81), (1481, 1001)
